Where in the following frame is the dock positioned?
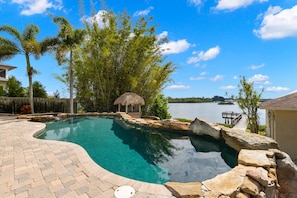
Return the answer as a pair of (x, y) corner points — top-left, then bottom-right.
(222, 111), (242, 125)
(222, 111), (248, 131)
(233, 115), (248, 131)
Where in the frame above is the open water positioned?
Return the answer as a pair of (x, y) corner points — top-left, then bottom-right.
(168, 102), (266, 125)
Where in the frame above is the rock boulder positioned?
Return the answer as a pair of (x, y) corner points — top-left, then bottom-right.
(238, 149), (273, 168)
(274, 150), (297, 198)
(165, 182), (202, 198)
(189, 117), (222, 139)
(221, 128), (279, 152)
(202, 170), (245, 196)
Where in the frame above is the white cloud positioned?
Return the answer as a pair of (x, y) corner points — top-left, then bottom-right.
(82, 10), (108, 28)
(190, 71), (208, 80)
(248, 74), (270, 84)
(266, 86), (290, 92)
(220, 85), (236, 90)
(12, 0), (62, 15)
(160, 39), (191, 55)
(187, 0), (203, 7)
(254, 5), (297, 39)
(210, 75), (224, 82)
(249, 63), (264, 70)
(133, 6), (154, 17)
(157, 31), (168, 41)
(190, 76), (205, 80)
(215, 0), (267, 11)
(166, 84), (191, 89)
(187, 45), (220, 64)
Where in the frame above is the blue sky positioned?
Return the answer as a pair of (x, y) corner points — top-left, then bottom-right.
(0, 0), (297, 99)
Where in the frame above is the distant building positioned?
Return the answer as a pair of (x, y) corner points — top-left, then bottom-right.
(0, 63), (17, 95)
(259, 92), (297, 159)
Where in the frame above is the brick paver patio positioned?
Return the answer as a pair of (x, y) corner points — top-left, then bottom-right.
(0, 117), (175, 198)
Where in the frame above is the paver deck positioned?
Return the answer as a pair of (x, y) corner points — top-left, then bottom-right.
(0, 117), (175, 198)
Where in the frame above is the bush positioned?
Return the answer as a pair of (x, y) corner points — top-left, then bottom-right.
(20, 105), (32, 114)
(148, 94), (171, 120)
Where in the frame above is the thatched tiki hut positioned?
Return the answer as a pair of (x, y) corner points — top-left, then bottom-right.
(113, 92), (145, 118)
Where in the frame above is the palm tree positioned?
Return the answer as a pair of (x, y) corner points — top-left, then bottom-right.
(51, 16), (86, 114)
(0, 24), (43, 114)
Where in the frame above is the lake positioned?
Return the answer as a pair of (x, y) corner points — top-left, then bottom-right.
(168, 102), (266, 125)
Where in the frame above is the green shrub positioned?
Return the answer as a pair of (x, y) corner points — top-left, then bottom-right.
(148, 94), (171, 120)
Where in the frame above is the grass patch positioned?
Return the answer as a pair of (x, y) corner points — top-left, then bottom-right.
(175, 118), (192, 123)
(220, 123), (233, 128)
(246, 125), (266, 135)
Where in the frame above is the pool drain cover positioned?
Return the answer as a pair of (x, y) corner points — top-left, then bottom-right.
(114, 185), (135, 198)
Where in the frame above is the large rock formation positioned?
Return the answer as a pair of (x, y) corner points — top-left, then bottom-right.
(189, 117), (279, 152)
(189, 117), (222, 139)
(221, 128), (279, 152)
(165, 149), (281, 198)
(272, 149), (297, 198)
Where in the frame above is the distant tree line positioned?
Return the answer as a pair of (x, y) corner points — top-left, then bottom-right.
(167, 95), (227, 103)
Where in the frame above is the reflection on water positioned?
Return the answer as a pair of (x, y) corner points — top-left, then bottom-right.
(113, 118), (238, 182)
(39, 117), (238, 183)
(112, 118), (178, 164)
(189, 135), (238, 168)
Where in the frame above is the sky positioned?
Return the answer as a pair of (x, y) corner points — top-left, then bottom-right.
(0, 0), (297, 99)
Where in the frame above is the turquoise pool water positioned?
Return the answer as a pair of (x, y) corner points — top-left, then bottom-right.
(38, 117), (238, 184)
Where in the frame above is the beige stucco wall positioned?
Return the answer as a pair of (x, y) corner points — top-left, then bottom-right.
(267, 110), (297, 160)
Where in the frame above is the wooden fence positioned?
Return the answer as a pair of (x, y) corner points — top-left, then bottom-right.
(0, 97), (77, 114)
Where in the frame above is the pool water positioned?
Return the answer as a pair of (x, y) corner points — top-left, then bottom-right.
(38, 117), (238, 184)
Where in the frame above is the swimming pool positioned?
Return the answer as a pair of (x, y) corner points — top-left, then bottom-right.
(38, 117), (238, 184)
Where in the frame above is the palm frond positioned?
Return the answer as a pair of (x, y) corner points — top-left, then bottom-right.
(22, 24), (39, 41)
(53, 16), (73, 39)
(0, 37), (21, 61)
(0, 25), (22, 42)
(40, 37), (60, 54)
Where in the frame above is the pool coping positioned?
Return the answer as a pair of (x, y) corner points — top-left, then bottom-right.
(0, 118), (175, 198)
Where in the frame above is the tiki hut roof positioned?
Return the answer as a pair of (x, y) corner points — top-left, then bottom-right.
(113, 92), (145, 106)
(259, 92), (297, 110)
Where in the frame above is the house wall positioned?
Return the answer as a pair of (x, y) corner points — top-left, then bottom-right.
(271, 110), (297, 159)
(0, 67), (9, 95)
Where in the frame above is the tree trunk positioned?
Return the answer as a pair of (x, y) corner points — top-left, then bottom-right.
(26, 53), (34, 114)
(69, 50), (74, 114)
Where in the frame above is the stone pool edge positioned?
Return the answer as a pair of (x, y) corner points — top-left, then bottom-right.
(18, 112), (297, 197)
